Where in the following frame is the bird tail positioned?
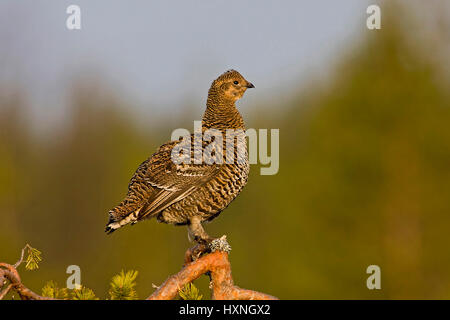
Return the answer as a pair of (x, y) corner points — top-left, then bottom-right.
(105, 201), (142, 234)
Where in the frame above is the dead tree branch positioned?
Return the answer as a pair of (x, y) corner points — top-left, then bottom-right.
(148, 249), (278, 300)
(1, 243), (277, 300)
(13, 244), (30, 268)
(0, 244), (54, 300)
(0, 262), (53, 300)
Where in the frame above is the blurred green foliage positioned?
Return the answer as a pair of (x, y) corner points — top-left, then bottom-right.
(178, 283), (203, 300)
(71, 286), (99, 300)
(41, 280), (70, 299)
(41, 268), (139, 300)
(109, 270), (139, 300)
(1, 5), (450, 299)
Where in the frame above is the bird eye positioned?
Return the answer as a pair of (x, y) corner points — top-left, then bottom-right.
(233, 81), (239, 85)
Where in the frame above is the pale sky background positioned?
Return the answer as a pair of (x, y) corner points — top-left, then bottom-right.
(3, 0), (443, 129)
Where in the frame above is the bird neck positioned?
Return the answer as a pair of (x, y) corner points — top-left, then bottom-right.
(203, 88), (245, 131)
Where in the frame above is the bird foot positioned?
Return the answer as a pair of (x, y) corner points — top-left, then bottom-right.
(184, 235), (231, 265)
(184, 243), (209, 265)
(208, 235), (232, 253)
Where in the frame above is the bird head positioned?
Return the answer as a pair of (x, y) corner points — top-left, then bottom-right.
(210, 69), (254, 103)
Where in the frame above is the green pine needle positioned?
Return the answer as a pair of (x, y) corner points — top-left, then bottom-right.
(109, 269), (139, 300)
(41, 281), (69, 299)
(42, 281), (96, 300)
(24, 246), (42, 271)
(178, 282), (203, 300)
(71, 286), (98, 300)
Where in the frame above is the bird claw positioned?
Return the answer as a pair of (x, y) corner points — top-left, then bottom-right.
(208, 235), (232, 253)
(184, 243), (208, 265)
(184, 235), (231, 265)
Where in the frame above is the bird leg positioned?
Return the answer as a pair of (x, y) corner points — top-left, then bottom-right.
(185, 218), (231, 265)
(185, 217), (212, 264)
(187, 216), (213, 244)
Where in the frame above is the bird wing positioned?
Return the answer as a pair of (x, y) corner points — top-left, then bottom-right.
(133, 138), (220, 220)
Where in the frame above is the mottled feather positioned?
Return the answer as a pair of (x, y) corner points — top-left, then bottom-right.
(106, 70), (253, 241)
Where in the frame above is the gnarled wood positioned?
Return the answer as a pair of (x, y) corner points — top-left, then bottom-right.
(1, 244), (277, 300)
(148, 250), (278, 300)
(0, 263), (53, 300)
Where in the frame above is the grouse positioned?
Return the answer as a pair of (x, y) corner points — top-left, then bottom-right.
(105, 70), (254, 246)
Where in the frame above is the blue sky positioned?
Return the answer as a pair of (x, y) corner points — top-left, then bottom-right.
(0, 0), (375, 126)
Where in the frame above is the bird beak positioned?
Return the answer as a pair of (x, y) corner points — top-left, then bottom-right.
(246, 82), (255, 88)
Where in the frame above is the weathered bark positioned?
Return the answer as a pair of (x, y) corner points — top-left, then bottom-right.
(1, 244), (277, 300)
(148, 250), (278, 300)
(0, 262), (53, 300)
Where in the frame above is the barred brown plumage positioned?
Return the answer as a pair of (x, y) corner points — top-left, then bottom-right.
(105, 70), (254, 246)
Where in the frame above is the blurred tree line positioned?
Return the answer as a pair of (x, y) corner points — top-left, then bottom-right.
(1, 4), (450, 299)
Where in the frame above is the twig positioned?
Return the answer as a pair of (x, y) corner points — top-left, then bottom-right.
(0, 263), (54, 300)
(1, 244), (277, 300)
(147, 250), (278, 300)
(14, 244), (30, 268)
(0, 284), (13, 300)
